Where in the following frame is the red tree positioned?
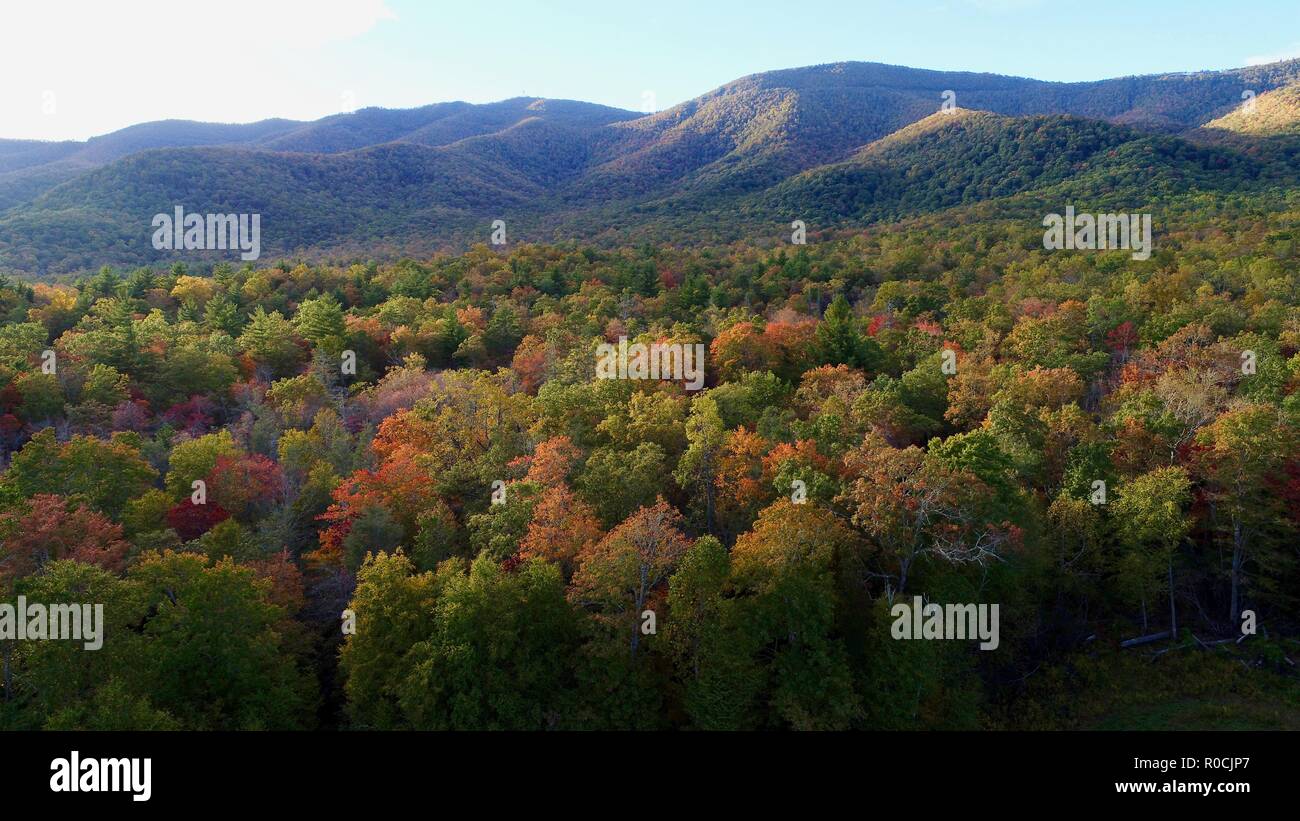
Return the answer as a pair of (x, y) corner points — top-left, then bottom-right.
(0, 494), (130, 581)
(166, 499), (231, 541)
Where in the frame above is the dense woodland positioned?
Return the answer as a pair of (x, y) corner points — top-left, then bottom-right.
(0, 193), (1298, 731)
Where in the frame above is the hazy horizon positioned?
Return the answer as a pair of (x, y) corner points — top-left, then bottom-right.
(7, 53), (1300, 145)
(4, 0), (1299, 141)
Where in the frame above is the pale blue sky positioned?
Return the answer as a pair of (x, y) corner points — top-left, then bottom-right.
(3, 0), (1299, 141)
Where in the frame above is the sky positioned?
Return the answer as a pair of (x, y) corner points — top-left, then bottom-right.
(3, 0), (1299, 142)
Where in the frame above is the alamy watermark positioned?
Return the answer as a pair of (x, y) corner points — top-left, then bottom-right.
(890, 596), (999, 650)
(1043, 206), (1151, 261)
(596, 337), (705, 390)
(0, 596), (104, 650)
(151, 206), (261, 261)
(50, 751), (151, 802)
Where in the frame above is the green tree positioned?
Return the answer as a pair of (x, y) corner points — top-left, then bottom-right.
(294, 295), (347, 355)
(338, 550), (439, 729)
(1112, 466), (1192, 635)
(396, 557), (577, 729)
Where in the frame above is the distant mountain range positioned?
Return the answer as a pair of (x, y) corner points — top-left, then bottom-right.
(4, 59), (1300, 276)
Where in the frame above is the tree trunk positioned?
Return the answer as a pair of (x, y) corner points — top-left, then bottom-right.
(1167, 558), (1177, 638)
(2, 641), (11, 701)
(631, 567), (648, 658)
(1230, 517), (1244, 626)
(705, 481), (715, 536)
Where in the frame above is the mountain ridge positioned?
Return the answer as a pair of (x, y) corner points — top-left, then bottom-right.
(4, 58), (1300, 276)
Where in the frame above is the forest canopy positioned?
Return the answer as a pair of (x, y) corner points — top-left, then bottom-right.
(1, 199), (1299, 730)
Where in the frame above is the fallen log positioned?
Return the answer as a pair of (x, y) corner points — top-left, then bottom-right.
(1120, 631), (1172, 648)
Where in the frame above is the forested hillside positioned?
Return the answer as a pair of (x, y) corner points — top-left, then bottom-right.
(5, 59), (1300, 276)
(1, 190), (1298, 729)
